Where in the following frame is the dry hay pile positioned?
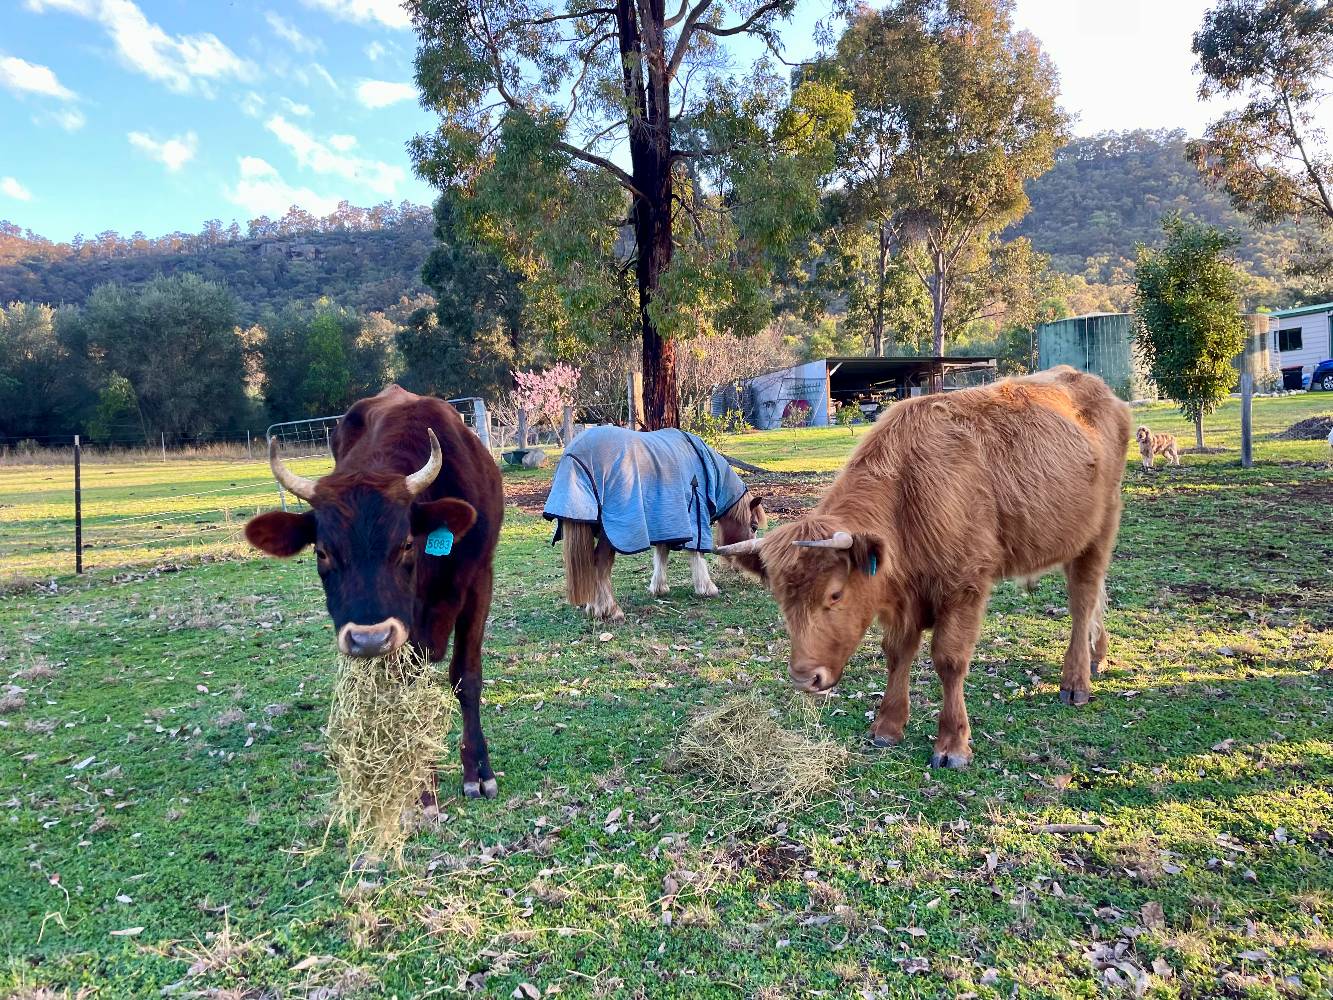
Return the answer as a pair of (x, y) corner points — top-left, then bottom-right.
(1272, 414), (1333, 440)
(675, 692), (851, 813)
(326, 643), (454, 863)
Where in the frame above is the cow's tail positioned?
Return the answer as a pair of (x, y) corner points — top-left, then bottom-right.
(562, 520), (598, 607)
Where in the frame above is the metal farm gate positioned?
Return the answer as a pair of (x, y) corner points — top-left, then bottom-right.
(265, 397), (491, 510)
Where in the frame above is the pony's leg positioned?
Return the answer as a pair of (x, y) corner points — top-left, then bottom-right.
(592, 530), (624, 621)
(690, 550), (719, 597)
(648, 544), (671, 596)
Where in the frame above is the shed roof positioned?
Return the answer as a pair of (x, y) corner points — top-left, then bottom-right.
(1268, 301), (1333, 320)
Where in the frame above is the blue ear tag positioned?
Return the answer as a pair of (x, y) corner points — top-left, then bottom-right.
(424, 528), (454, 557)
(867, 554), (878, 577)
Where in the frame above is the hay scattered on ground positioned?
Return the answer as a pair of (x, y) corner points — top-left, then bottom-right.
(326, 644), (454, 864)
(1272, 414), (1333, 440)
(675, 692), (850, 814)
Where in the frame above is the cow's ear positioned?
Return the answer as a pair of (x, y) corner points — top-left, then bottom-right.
(245, 510), (316, 557)
(850, 533), (885, 578)
(412, 498), (478, 539)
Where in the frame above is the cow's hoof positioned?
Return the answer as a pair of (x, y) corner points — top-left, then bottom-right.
(697, 585), (720, 598)
(481, 777), (499, 799)
(867, 733), (901, 749)
(1058, 688), (1091, 707)
(648, 584), (669, 597)
(462, 781), (482, 799)
(929, 751), (970, 769)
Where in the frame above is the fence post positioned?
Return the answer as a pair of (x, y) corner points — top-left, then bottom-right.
(160, 432), (167, 463)
(626, 373), (637, 430)
(517, 409), (529, 449)
(1240, 371), (1253, 469)
(246, 429), (253, 461)
(325, 426), (332, 457)
(73, 434), (83, 574)
(562, 405), (574, 446)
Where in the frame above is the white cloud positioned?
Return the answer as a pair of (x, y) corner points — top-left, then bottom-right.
(280, 97), (313, 117)
(1, 177), (34, 202)
(266, 11), (321, 53)
(32, 106), (86, 131)
(300, 0), (410, 30)
(354, 79), (415, 108)
(226, 156), (342, 217)
(265, 114), (404, 196)
(311, 63), (340, 92)
(128, 130), (198, 171)
(365, 41), (385, 61)
(239, 91), (266, 118)
(26, 0), (255, 95)
(0, 55), (76, 99)
(328, 133), (358, 152)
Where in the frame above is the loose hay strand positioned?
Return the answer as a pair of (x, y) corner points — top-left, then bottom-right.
(326, 643), (455, 864)
(675, 692), (850, 814)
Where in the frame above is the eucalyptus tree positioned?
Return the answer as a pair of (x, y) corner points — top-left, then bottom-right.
(407, 0), (852, 427)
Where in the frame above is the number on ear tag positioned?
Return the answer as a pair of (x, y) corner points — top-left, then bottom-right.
(424, 527), (454, 557)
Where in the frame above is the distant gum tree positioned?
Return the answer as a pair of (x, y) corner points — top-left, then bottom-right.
(1191, 1), (1333, 269)
(828, 0), (1068, 355)
(1133, 214), (1249, 449)
(405, 0), (852, 428)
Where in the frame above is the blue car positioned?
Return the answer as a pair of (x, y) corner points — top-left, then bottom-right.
(1311, 359), (1333, 392)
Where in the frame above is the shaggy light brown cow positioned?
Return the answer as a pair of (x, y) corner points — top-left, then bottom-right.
(718, 366), (1132, 768)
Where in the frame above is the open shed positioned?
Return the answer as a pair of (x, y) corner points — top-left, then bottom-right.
(714, 355), (997, 430)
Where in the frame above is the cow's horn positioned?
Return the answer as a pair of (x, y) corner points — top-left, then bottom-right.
(715, 537), (766, 556)
(793, 531), (854, 550)
(269, 437), (317, 502)
(404, 428), (443, 497)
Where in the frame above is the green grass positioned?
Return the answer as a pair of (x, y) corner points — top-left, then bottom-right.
(1, 394), (1331, 999)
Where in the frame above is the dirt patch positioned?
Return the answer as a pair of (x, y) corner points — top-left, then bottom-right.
(1271, 414), (1333, 440)
(1169, 581), (1314, 610)
(1284, 481), (1333, 505)
(730, 839), (808, 884)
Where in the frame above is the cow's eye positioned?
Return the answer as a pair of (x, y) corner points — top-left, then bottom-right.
(314, 547), (327, 561)
(830, 590), (843, 604)
(401, 539), (414, 553)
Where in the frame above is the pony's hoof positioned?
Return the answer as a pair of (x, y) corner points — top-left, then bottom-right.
(462, 781), (482, 799)
(929, 750), (970, 769)
(1058, 688), (1090, 707)
(481, 777), (499, 799)
(867, 733), (901, 749)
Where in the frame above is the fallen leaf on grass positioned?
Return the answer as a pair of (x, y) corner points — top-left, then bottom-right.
(291, 954), (332, 972)
(109, 926), (144, 936)
(1236, 950), (1270, 962)
(513, 984), (540, 999)
(1140, 901), (1165, 930)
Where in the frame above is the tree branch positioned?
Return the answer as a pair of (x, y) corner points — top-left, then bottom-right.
(666, 0), (715, 80)
(556, 140), (642, 195)
(693, 1), (789, 39)
(529, 5), (615, 25)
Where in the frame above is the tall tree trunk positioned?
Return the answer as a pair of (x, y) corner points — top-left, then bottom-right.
(1195, 415), (1204, 450)
(619, 0), (678, 429)
(930, 250), (947, 356)
(872, 221), (889, 357)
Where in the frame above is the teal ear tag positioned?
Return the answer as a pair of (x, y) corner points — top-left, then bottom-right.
(424, 528), (454, 556)
(867, 554), (878, 577)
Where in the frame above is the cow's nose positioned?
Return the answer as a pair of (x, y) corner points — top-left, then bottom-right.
(343, 625), (393, 658)
(790, 664), (831, 692)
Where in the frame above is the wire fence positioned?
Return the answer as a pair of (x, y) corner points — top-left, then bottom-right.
(0, 398), (502, 583)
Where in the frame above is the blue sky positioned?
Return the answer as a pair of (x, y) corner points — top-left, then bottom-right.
(0, 0), (1300, 243)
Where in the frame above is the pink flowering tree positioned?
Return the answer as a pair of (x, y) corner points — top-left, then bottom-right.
(512, 363), (582, 442)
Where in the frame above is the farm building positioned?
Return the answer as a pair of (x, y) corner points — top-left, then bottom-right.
(1035, 313), (1153, 401)
(1037, 311), (1277, 399)
(713, 355), (997, 430)
(1267, 302), (1333, 386)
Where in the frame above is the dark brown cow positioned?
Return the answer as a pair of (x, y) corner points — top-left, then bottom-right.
(719, 367), (1131, 768)
(245, 386), (504, 799)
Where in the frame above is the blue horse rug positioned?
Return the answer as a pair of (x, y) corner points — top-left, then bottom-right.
(544, 426), (748, 553)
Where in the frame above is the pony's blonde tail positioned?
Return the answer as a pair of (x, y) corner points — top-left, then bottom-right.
(562, 520), (597, 607)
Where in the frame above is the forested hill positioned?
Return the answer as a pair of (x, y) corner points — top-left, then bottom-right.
(1012, 129), (1298, 285)
(0, 204), (435, 322)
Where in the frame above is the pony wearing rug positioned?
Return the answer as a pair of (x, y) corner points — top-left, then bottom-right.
(544, 426), (767, 621)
